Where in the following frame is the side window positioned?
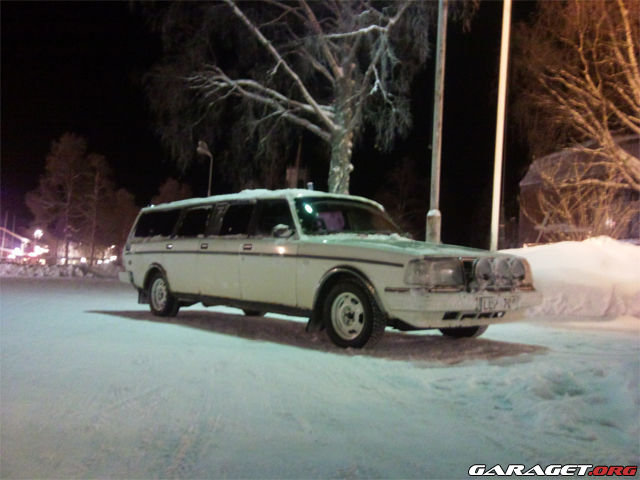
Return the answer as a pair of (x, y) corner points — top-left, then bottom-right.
(219, 203), (255, 236)
(206, 203), (225, 236)
(134, 210), (180, 238)
(176, 207), (211, 237)
(254, 200), (294, 236)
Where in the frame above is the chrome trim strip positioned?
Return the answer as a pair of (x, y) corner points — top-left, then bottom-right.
(128, 250), (404, 268)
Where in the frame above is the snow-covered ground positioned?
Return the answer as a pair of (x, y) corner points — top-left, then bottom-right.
(1, 238), (638, 478)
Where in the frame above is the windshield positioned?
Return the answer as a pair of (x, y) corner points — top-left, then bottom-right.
(294, 197), (401, 235)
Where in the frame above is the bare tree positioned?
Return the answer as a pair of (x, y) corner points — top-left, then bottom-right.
(81, 154), (114, 265)
(26, 134), (138, 264)
(151, 178), (193, 205)
(514, 0), (640, 192)
(145, 1), (435, 194)
(103, 188), (140, 258)
(521, 147), (640, 242)
(26, 133), (91, 264)
(374, 156), (427, 239)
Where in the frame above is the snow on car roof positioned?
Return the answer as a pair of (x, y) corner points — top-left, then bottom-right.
(141, 189), (385, 212)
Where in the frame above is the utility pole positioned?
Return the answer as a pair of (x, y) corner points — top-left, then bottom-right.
(427, 0), (448, 244)
(197, 140), (214, 197)
(490, 0), (512, 251)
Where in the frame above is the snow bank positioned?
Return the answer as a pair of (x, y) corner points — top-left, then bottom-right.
(0, 262), (121, 279)
(506, 237), (640, 319)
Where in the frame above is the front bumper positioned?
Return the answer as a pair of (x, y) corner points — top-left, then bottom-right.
(383, 287), (542, 329)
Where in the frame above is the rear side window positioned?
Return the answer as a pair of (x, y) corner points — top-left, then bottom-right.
(219, 203), (254, 236)
(176, 208), (211, 237)
(134, 210), (181, 238)
(254, 200), (294, 236)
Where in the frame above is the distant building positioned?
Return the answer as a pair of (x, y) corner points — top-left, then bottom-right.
(519, 135), (640, 245)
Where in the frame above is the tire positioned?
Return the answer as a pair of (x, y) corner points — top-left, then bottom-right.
(323, 279), (386, 348)
(148, 272), (180, 317)
(242, 309), (264, 317)
(439, 325), (488, 338)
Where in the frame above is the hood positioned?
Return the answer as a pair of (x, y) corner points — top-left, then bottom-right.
(303, 233), (496, 258)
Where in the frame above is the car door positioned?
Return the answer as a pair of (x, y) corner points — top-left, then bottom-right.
(128, 208), (181, 289)
(196, 201), (255, 300)
(240, 199), (298, 307)
(163, 206), (213, 295)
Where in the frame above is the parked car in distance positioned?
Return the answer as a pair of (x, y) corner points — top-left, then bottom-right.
(119, 189), (541, 348)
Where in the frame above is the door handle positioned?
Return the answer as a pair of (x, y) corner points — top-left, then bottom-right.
(200, 243), (209, 250)
(242, 243), (253, 251)
(166, 243), (174, 250)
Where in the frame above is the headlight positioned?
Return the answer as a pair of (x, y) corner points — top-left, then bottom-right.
(513, 257), (534, 288)
(474, 257), (494, 289)
(404, 258), (464, 290)
(473, 256), (533, 291)
(494, 257), (512, 288)
(508, 258), (526, 285)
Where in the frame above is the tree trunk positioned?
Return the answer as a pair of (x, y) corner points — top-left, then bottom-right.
(327, 83), (355, 194)
(53, 237), (59, 265)
(64, 235), (70, 266)
(89, 170), (99, 266)
(63, 183), (73, 266)
(328, 127), (354, 194)
(89, 216), (97, 266)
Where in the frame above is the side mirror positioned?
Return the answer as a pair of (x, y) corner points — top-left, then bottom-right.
(272, 224), (294, 238)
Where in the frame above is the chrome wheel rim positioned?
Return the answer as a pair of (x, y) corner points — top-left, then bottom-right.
(331, 292), (365, 340)
(151, 278), (168, 311)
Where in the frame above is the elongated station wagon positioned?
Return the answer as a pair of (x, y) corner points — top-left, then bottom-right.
(120, 189), (541, 348)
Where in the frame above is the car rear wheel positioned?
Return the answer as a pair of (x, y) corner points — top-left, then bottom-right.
(149, 272), (180, 317)
(323, 279), (385, 348)
(439, 325), (488, 338)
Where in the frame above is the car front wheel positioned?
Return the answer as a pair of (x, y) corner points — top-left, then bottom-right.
(323, 279), (385, 348)
(148, 272), (180, 317)
(439, 325), (488, 338)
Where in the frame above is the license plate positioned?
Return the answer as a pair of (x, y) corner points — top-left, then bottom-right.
(477, 295), (519, 312)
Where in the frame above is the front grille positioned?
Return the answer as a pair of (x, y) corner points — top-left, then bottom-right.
(442, 311), (505, 321)
(462, 258), (475, 290)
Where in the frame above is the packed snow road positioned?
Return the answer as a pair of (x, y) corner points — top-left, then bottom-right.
(1, 277), (638, 479)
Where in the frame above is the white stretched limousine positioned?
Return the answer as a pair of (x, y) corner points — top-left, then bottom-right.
(120, 189), (541, 348)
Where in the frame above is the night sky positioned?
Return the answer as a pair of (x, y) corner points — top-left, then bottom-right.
(1, 1), (535, 248)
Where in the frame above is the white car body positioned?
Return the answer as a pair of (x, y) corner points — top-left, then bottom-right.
(120, 189), (541, 347)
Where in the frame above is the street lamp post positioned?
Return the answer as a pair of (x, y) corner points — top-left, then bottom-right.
(426, 0), (448, 244)
(490, 0), (512, 251)
(197, 140), (214, 197)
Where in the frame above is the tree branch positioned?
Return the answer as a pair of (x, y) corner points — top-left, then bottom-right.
(188, 68), (334, 118)
(189, 70), (332, 142)
(222, 0), (336, 133)
(348, 1), (410, 132)
(299, 0), (343, 80)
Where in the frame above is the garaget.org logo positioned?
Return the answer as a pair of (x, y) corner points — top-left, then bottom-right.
(469, 464), (638, 476)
